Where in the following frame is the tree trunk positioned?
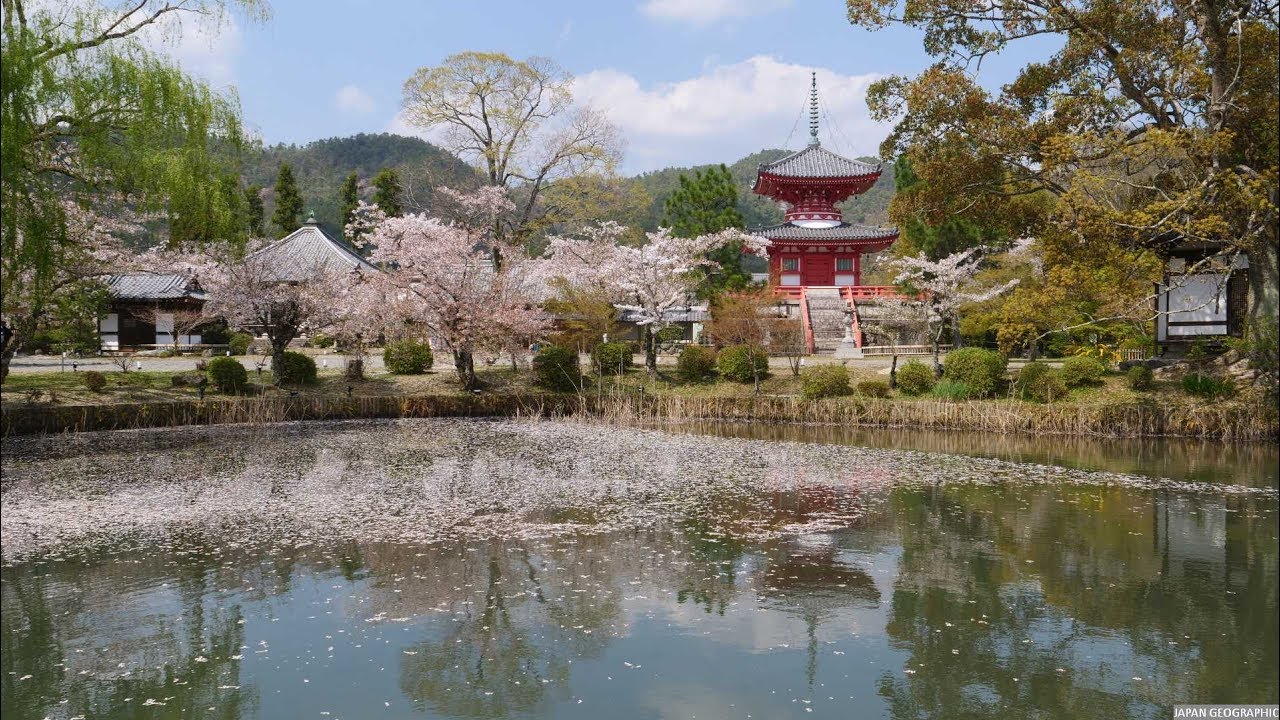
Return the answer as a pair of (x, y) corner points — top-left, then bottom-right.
(1246, 241), (1279, 334)
(271, 341), (289, 386)
(951, 314), (963, 349)
(643, 325), (657, 374)
(889, 355), (898, 389)
(454, 349), (476, 389)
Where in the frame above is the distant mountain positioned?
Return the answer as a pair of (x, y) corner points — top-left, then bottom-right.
(632, 148), (896, 232)
(243, 133), (478, 238)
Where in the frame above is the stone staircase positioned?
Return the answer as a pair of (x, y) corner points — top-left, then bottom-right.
(804, 288), (854, 355)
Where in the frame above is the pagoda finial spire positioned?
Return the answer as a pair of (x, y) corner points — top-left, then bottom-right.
(808, 71), (820, 146)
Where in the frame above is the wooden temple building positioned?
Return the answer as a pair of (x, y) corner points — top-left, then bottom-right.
(749, 74), (905, 356)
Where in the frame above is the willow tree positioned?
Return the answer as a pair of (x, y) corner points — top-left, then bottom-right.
(846, 0), (1279, 353)
(400, 51), (623, 266)
(0, 0), (267, 380)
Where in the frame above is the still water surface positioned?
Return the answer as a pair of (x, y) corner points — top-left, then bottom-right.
(2, 419), (1276, 719)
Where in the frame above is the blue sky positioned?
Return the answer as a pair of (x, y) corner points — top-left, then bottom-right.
(165, 0), (1052, 173)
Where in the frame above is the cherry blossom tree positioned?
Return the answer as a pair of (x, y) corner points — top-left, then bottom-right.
(891, 248), (1019, 373)
(351, 191), (550, 390)
(542, 224), (765, 373)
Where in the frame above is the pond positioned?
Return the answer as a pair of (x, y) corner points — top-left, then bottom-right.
(2, 419), (1276, 719)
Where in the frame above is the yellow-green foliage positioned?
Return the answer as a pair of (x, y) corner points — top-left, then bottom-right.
(801, 365), (852, 400)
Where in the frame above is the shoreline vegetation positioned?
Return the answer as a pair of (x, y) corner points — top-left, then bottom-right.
(3, 377), (1274, 440)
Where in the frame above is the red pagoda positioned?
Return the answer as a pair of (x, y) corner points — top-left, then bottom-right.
(751, 74), (899, 295)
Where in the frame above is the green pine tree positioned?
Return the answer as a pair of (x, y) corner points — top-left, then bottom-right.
(340, 172), (360, 237)
(661, 164), (748, 293)
(245, 184), (265, 237)
(372, 168), (403, 217)
(272, 162), (304, 234)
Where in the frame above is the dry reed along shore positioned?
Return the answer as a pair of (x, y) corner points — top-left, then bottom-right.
(2, 393), (1275, 441)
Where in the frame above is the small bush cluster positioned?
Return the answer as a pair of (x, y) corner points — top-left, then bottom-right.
(800, 365), (852, 400)
(207, 357), (247, 393)
(308, 332), (335, 349)
(856, 378), (891, 398)
(716, 344), (769, 384)
(676, 345), (717, 383)
(228, 332), (253, 356)
(383, 339), (434, 375)
(1015, 361), (1068, 403)
(590, 341), (633, 375)
(895, 361), (935, 396)
(932, 380), (971, 401)
(276, 351), (317, 385)
(1182, 374), (1235, 399)
(83, 370), (107, 392)
(1061, 355), (1108, 387)
(533, 344), (581, 391)
(1127, 365), (1154, 391)
(942, 348), (1006, 398)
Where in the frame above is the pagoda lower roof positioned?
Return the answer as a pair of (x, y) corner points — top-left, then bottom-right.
(751, 222), (899, 244)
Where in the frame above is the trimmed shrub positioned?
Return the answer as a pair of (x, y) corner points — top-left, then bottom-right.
(383, 339), (434, 375)
(716, 344), (769, 383)
(801, 365), (852, 400)
(83, 370), (106, 392)
(228, 332), (252, 356)
(591, 341), (633, 375)
(942, 348), (1006, 398)
(856, 378), (891, 398)
(308, 332), (335, 349)
(276, 351), (317, 385)
(1015, 361), (1068, 403)
(1127, 365), (1155, 391)
(1182, 374), (1235, 399)
(533, 344), (582, 392)
(207, 357), (247, 393)
(676, 345), (716, 383)
(1061, 355), (1107, 387)
(896, 361), (935, 396)
(932, 380), (971, 401)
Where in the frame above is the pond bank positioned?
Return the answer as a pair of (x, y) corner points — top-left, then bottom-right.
(2, 391), (1274, 441)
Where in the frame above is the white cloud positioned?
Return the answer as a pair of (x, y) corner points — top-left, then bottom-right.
(334, 84), (376, 115)
(573, 56), (890, 173)
(639, 0), (793, 24)
(140, 13), (242, 90)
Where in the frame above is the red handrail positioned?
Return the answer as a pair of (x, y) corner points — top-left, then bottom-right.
(841, 286), (863, 349)
(798, 287), (816, 355)
(771, 285), (911, 300)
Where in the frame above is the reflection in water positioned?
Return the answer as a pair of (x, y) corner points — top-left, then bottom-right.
(1, 419), (1276, 719)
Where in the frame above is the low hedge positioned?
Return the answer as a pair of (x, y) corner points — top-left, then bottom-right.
(533, 345), (582, 392)
(228, 332), (253, 356)
(1061, 355), (1107, 387)
(856, 378), (891, 398)
(676, 345), (716, 383)
(896, 361), (934, 396)
(716, 344), (769, 384)
(83, 371), (107, 392)
(943, 348), (1006, 398)
(1015, 361), (1068, 403)
(276, 351), (317, 385)
(801, 365), (852, 400)
(207, 357), (247, 393)
(591, 341), (633, 375)
(1127, 365), (1154, 391)
(383, 339), (434, 375)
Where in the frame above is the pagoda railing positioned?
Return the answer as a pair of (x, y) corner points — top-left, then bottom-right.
(798, 288), (816, 355)
(771, 285), (911, 301)
(840, 286), (863, 349)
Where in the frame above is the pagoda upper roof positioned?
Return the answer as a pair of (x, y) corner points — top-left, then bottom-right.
(751, 222), (898, 243)
(758, 144), (881, 180)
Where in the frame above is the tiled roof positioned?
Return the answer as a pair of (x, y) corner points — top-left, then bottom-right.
(248, 222), (377, 282)
(758, 145), (880, 179)
(751, 223), (899, 242)
(106, 274), (204, 301)
(616, 307), (709, 324)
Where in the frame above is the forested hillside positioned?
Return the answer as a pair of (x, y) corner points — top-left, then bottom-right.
(243, 133), (477, 238)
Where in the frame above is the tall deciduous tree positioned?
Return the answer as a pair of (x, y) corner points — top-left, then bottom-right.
(401, 51), (622, 263)
(272, 162), (304, 233)
(371, 168), (403, 217)
(661, 164), (750, 293)
(847, 0), (1279, 357)
(245, 184), (266, 237)
(0, 0), (267, 380)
